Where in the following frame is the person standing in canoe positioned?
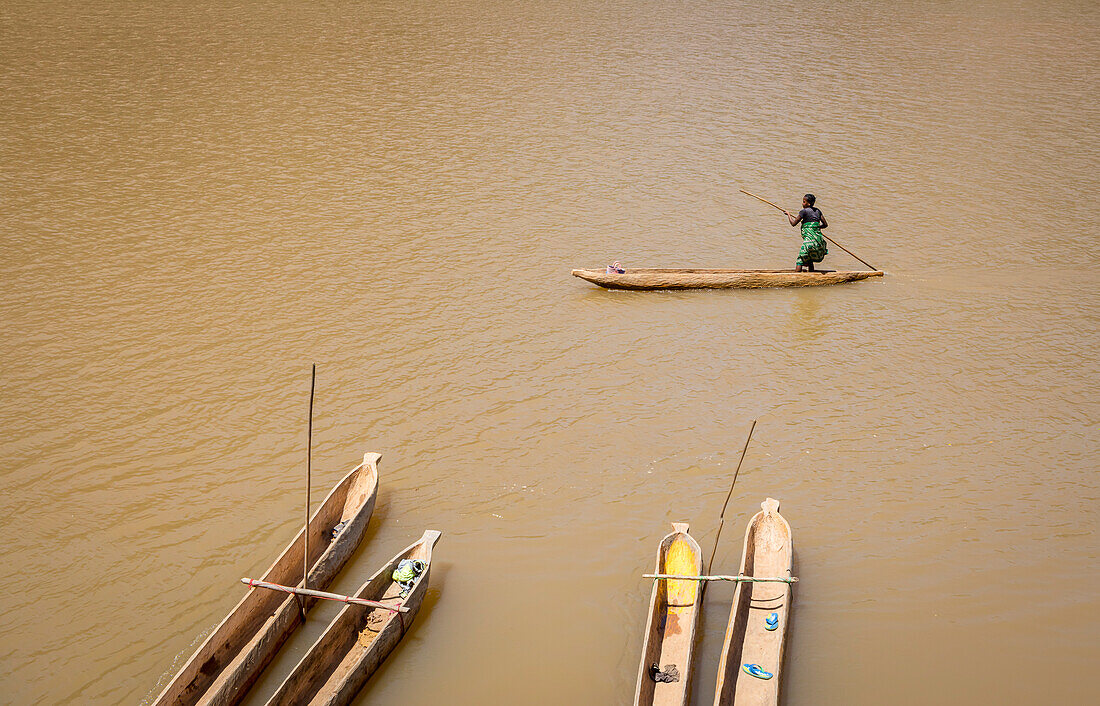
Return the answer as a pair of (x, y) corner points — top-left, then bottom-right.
(785, 194), (828, 272)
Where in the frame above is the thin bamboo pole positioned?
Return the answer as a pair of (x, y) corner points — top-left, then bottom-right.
(739, 189), (878, 271)
(305, 363), (315, 592)
(706, 419), (757, 573)
(645, 573), (798, 584)
(739, 189), (787, 213)
(292, 363), (316, 624)
(241, 578), (410, 612)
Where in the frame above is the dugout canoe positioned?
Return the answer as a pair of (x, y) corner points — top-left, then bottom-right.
(571, 268), (883, 290)
(265, 529), (442, 706)
(634, 522), (704, 706)
(713, 498), (794, 706)
(152, 452), (381, 706)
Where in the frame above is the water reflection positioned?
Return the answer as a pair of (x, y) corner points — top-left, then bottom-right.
(790, 290), (826, 341)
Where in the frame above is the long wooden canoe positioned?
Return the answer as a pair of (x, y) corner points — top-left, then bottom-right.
(713, 498), (793, 706)
(572, 268), (883, 290)
(265, 529), (442, 706)
(152, 452), (381, 706)
(634, 522), (704, 706)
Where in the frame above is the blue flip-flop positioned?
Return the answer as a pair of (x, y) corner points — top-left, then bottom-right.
(742, 663), (773, 680)
(765, 612), (779, 631)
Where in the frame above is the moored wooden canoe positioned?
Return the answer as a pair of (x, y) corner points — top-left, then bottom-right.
(265, 529), (442, 706)
(572, 268), (883, 290)
(634, 522), (704, 706)
(713, 498), (794, 706)
(152, 452), (381, 706)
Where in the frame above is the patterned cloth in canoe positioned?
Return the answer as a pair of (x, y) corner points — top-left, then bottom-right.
(797, 221), (828, 266)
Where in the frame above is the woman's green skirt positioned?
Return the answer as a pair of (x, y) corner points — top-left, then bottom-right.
(797, 222), (828, 265)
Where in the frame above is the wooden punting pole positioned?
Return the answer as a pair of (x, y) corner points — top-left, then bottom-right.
(706, 419), (757, 573)
(293, 363), (318, 623)
(739, 188), (879, 271)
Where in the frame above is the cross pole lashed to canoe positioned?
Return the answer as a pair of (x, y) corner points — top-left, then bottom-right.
(241, 578), (410, 612)
(739, 188), (878, 271)
(644, 573), (798, 583)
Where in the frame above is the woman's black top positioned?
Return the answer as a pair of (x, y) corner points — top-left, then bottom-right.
(797, 206), (823, 223)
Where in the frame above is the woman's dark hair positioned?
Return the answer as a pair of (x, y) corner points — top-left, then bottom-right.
(804, 193), (816, 205)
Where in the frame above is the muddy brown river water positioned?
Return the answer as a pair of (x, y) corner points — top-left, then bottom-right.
(2, 1), (1098, 704)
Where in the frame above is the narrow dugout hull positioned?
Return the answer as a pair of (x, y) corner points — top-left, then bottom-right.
(152, 452), (381, 706)
(572, 268), (883, 290)
(713, 498), (794, 706)
(265, 530), (442, 706)
(634, 522), (704, 706)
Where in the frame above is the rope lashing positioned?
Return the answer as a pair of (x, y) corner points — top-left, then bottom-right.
(396, 603), (407, 634)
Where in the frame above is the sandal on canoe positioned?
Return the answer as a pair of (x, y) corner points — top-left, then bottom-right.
(765, 612), (779, 631)
(742, 663), (773, 680)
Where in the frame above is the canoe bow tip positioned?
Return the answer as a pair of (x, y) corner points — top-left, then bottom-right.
(671, 521), (690, 534)
(362, 451), (382, 468)
(762, 498), (781, 514)
(422, 529), (443, 545)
